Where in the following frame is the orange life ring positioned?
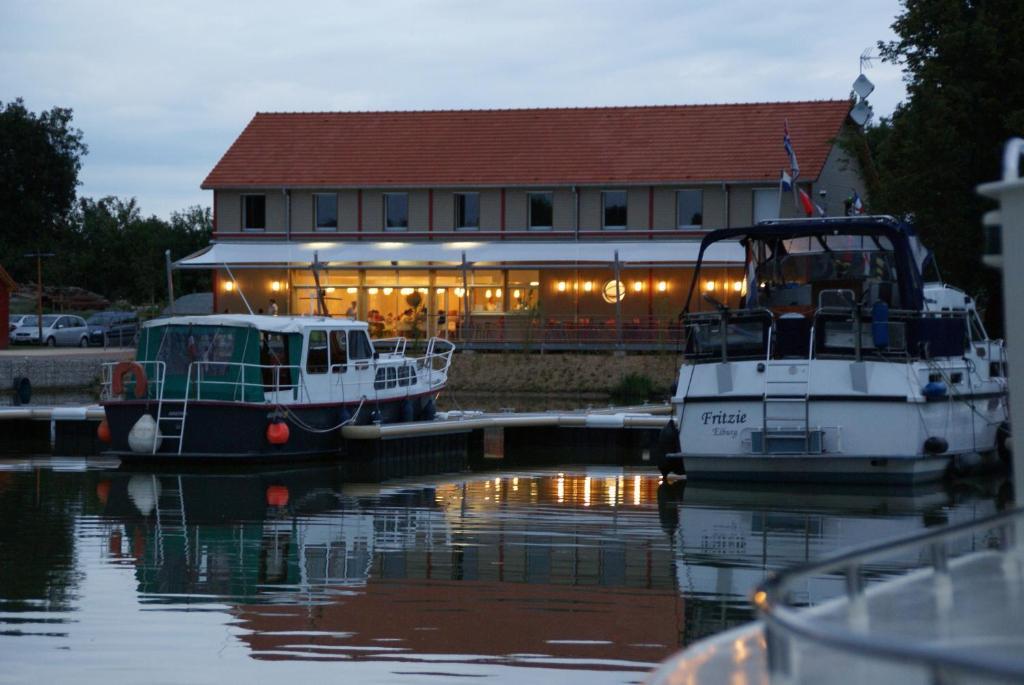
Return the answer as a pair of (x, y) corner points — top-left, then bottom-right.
(112, 361), (148, 398)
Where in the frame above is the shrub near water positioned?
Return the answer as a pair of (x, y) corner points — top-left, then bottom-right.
(610, 373), (656, 405)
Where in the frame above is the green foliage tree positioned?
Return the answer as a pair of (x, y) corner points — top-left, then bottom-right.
(57, 198), (212, 304)
(869, 0), (1024, 330)
(0, 98), (88, 281)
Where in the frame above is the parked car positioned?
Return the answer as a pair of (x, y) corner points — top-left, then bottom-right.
(8, 314), (33, 333)
(11, 314), (90, 347)
(86, 311), (139, 346)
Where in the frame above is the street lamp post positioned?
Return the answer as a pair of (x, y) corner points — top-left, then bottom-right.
(24, 251), (54, 345)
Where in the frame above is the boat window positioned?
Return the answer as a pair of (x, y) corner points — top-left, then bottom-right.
(397, 364), (413, 386)
(260, 331), (292, 388)
(348, 330), (374, 360)
(329, 330), (348, 372)
(306, 330), (329, 374)
(374, 366), (399, 390)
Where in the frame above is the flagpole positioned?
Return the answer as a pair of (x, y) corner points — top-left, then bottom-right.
(777, 170), (784, 219)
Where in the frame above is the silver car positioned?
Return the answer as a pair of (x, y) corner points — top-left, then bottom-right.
(12, 315), (90, 347)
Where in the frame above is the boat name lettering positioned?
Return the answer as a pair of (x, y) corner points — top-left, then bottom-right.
(701, 410), (747, 426)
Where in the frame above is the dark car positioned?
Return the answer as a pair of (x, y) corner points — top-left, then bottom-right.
(87, 311), (139, 347)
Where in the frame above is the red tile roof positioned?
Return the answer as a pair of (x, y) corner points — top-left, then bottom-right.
(202, 100), (851, 189)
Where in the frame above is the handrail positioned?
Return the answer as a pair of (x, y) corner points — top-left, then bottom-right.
(755, 507), (1024, 683)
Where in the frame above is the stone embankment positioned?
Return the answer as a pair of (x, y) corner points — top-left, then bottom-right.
(1, 347), (132, 391)
(447, 351), (681, 396)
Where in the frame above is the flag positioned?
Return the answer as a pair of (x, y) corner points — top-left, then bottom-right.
(783, 120), (800, 181)
(780, 169), (793, 191)
(798, 188), (815, 217)
(851, 191), (865, 214)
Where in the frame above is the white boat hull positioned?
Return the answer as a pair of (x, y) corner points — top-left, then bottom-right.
(670, 358), (1008, 484)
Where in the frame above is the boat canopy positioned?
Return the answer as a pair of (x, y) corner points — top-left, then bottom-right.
(683, 216), (926, 312)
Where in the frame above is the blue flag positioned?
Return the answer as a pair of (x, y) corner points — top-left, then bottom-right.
(783, 120), (800, 181)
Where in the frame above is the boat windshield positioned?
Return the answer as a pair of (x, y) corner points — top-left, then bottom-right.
(745, 235), (903, 310)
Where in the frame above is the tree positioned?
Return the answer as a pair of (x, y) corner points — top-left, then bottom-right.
(0, 99), (88, 280)
(869, 0), (1024, 331)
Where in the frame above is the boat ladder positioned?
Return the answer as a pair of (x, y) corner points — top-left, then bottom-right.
(153, 475), (190, 565)
(761, 359), (815, 453)
(151, 369), (192, 455)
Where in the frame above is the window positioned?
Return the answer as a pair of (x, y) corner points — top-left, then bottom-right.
(454, 192), (480, 230)
(314, 193), (338, 231)
(329, 330), (347, 371)
(602, 191), (628, 229)
(528, 192), (553, 229)
(306, 330), (328, 374)
(348, 331), (374, 360)
(260, 331), (293, 388)
(242, 194), (266, 230)
(384, 193), (409, 230)
(677, 190), (704, 228)
(752, 188), (781, 224)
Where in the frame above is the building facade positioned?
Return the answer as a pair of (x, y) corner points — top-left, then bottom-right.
(183, 100), (864, 348)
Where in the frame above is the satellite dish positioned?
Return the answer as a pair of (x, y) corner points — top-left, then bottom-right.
(850, 100), (872, 126)
(852, 74), (875, 100)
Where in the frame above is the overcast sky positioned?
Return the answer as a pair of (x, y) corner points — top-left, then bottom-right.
(1, 0), (907, 220)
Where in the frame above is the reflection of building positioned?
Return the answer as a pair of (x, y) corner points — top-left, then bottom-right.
(99, 470), (682, 670)
(181, 101), (862, 348)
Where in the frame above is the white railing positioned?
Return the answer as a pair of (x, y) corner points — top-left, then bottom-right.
(104, 336), (455, 408)
(99, 360), (167, 401)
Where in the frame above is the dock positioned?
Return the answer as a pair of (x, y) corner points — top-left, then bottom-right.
(0, 403), (673, 480)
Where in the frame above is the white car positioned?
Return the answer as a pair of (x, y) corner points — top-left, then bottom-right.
(8, 314), (33, 333)
(12, 315), (90, 347)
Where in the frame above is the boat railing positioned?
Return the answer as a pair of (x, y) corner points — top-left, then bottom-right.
(187, 361), (308, 403)
(755, 507), (1024, 684)
(373, 336), (408, 357)
(100, 360), (167, 401)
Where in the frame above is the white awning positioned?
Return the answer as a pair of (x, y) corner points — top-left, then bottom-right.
(175, 239), (743, 269)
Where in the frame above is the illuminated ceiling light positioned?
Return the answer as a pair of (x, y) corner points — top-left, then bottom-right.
(512, 289), (521, 299)
(400, 287), (414, 295)
(632, 281), (644, 292)
(529, 281), (539, 287)
(368, 287), (379, 295)
(223, 281), (234, 292)
(377, 241), (404, 249)
(271, 281), (281, 292)
(346, 287), (358, 294)
(383, 287), (393, 295)
(704, 280), (716, 292)
(657, 281), (668, 293)
(495, 288), (502, 298)
(325, 287), (336, 293)
(557, 281), (567, 292)
(417, 287), (429, 294)
(436, 288), (445, 295)
(485, 289), (493, 299)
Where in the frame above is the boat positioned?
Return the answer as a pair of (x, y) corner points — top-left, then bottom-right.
(98, 314), (454, 461)
(660, 215), (1009, 484)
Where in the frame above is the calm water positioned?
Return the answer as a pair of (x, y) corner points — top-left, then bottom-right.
(0, 456), (1010, 684)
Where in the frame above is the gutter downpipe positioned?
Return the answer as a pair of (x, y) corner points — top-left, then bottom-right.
(614, 250), (623, 349)
(574, 186), (580, 241)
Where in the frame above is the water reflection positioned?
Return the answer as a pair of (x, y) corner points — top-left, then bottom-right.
(0, 458), (1008, 684)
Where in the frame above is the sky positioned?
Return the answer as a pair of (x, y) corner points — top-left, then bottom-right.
(1, 0), (907, 220)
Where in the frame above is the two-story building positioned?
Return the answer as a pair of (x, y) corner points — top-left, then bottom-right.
(179, 99), (862, 348)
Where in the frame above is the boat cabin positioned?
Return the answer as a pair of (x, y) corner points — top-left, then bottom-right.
(130, 314), (424, 404)
(681, 217), (981, 363)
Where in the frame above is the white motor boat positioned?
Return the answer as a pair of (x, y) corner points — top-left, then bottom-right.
(661, 216), (1009, 484)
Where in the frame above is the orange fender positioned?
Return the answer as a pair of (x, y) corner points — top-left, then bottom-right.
(112, 361), (148, 399)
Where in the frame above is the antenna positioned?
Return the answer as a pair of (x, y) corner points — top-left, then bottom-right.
(859, 48), (875, 73)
